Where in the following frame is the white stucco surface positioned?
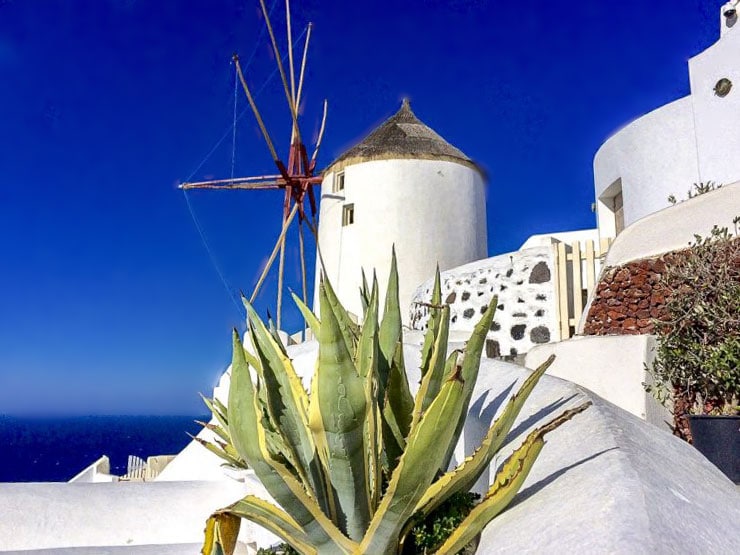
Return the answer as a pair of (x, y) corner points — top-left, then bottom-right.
(68, 455), (117, 483)
(0, 479), (271, 552)
(688, 22), (740, 187)
(600, 181), (740, 270)
(524, 334), (670, 428)
(519, 228), (599, 250)
(594, 96), (699, 237)
(153, 425), (229, 482)
(314, 159), (487, 323)
(594, 19), (740, 240)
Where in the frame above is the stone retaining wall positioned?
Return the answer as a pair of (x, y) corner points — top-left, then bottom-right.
(409, 247), (558, 357)
(583, 257), (670, 335)
(583, 238), (739, 335)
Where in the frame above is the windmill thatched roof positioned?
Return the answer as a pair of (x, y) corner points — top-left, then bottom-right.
(325, 99), (481, 175)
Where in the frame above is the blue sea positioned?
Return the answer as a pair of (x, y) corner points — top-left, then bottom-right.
(0, 415), (207, 482)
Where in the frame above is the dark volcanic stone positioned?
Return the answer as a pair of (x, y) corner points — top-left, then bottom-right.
(462, 291), (471, 301)
(506, 268), (514, 278)
(490, 321), (501, 332)
(530, 326), (551, 343)
(536, 294), (547, 301)
(463, 308), (475, 319)
(535, 309), (545, 317)
(485, 339), (500, 358)
(529, 261), (551, 284)
(511, 324), (526, 340)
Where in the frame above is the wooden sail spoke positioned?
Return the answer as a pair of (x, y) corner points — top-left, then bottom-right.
(259, 0), (302, 146)
(179, 177), (282, 191)
(184, 3), (325, 331)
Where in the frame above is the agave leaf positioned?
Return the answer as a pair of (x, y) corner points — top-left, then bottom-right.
(380, 397), (406, 469)
(384, 343), (414, 442)
(434, 433), (544, 554)
(321, 274), (360, 354)
(411, 305), (451, 432)
(219, 496), (316, 555)
(355, 281), (381, 512)
(312, 281), (372, 541)
(212, 396), (229, 418)
(202, 515), (217, 555)
(412, 355), (556, 520)
(201, 395), (230, 432)
(202, 512), (240, 555)
(190, 434), (245, 469)
(439, 297), (498, 472)
(222, 442), (242, 462)
(291, 291), (321, 339)
(358, 358), (467, 554)
(378, 247), (402, 380)
(243, 297), (309, 422)
(419, 266), (443, 378)
(375, 252), (414, 448)
(435, 402), (591, 554)
(227, 330), (354, 553)
(307, 359), (340, 525)
(196, 420), (231, 445)
(359, 268), (371, 316)
(243, 298), (334, 511)
(355, 280), (379, 380)
(265, 311), (289, 357)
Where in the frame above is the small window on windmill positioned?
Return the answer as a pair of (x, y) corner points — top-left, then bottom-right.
(334, 171), (345, 193)
(342, 204), (355, 226)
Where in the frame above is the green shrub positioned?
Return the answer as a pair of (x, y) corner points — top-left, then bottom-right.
(646, 225), (740, 418)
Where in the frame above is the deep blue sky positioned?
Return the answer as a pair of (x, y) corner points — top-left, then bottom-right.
(0, 0), (721, 414)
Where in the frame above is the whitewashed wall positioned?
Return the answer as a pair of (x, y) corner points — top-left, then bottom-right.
(688, 22), (740, 187)
(409, 247), (558, 358)
(594, 19), (740, 240)
(314, 159), (487, 323)
(593, 97), (699, 236)
(525, 334), (670, 427)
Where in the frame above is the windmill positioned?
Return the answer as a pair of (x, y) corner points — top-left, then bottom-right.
(180, 0), (327, 331)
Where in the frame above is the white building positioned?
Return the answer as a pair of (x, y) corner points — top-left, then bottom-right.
(593, 3), (740, 240)
(314, 99), (487, 321)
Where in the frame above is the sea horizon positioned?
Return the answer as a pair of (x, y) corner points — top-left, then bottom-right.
(0, 414), (207, 483)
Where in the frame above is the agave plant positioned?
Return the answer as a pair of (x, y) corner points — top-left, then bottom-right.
(201, 252), (590, 554)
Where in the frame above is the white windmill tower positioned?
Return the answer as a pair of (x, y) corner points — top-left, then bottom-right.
(314, 99), (488, 322)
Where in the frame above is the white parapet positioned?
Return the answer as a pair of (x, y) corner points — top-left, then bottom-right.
(525, 334), (670, 428)
(68, 455), (117, 483)
(601, 181), (740, 269)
